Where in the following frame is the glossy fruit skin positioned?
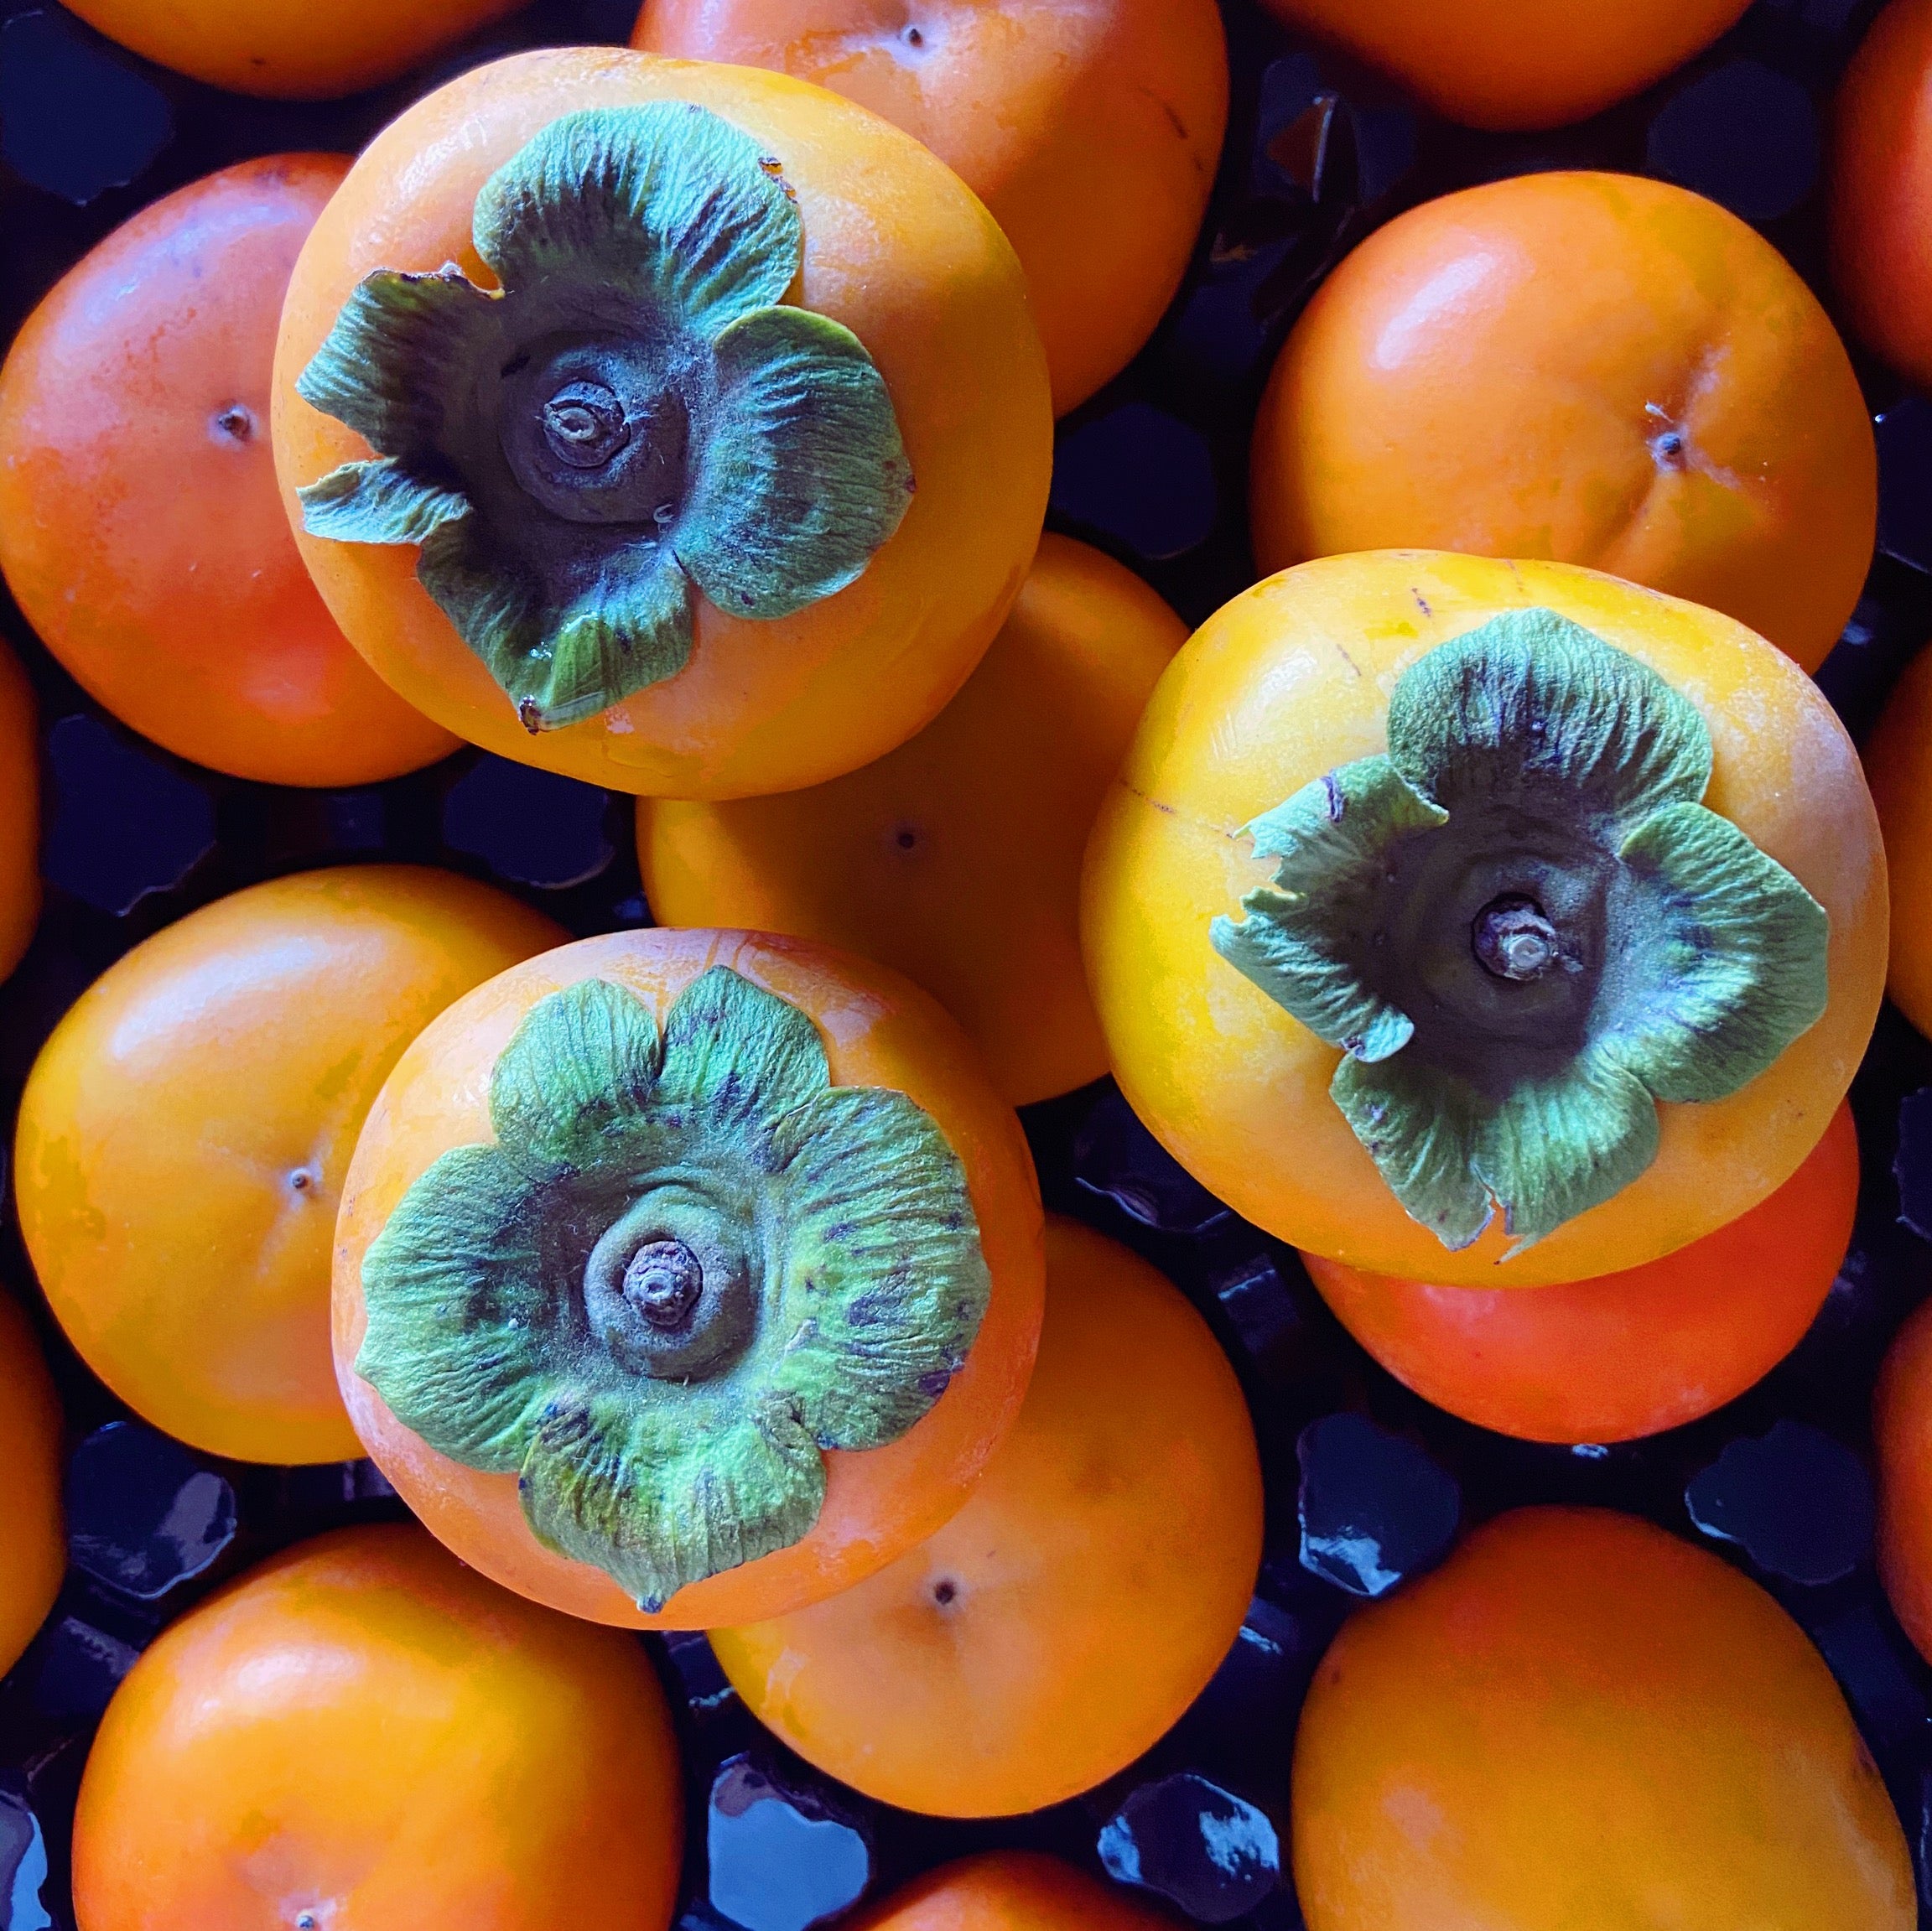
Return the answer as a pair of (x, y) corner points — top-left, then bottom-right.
(1858, 640), (1932, 1038)
(638, 536), (1183, 1108)
(1081, 551), (1886, 1290)
(1872, 1296), (1932, 1665)
(709, 1215), (1261, 1814)
(1831, 0), (1932, 390)
(273, 48), (1053, 801)
(0, 634), (39, 984)
(1293, 1508), (1914, 1930)
(1257, 0), (1753, 131)
(847, 1852), (1177, 1931)
(0, 157), (457, 787)
(335, 926), (1045, 1629)
(60, 0), (524, 99)
(0, 1293), (65, 1680)
(16, 866), (564, 1466)
(72, 1523), (683, 1930)
(1251, 173), (1874, 676)
(630, 0), (1228, 415)
(1304, 1100), (1857, 1444)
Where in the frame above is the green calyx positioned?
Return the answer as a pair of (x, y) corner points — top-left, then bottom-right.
(296, 103), (916, 733)
(355, 967), (989, 1612)
(1210, 609), (1830, 1255)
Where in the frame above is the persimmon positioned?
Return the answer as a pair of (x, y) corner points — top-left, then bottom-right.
(1830, 0), (1932, 390)
(15, 865), (564, 1466)
(1856, 640), (1932, 1038)
(630, 0), (1228, 414)
(0, 1293), (65, 1679)
(1256, 0), (1753, 131)
(0, 634), (39, 983)
(60, 0), (523, 99)
(1250, 172), (1874, 675)
(72, 1524), (683, 1930)
(1304, 1101), (1857, 1443)
(709, 1216), (1261, 1815)
(849, 1853), (1176, 1931)
(0, 157), (457, 787)
(333, 926), (1046, 1629)
(1292, 1508), (1914, 1928)
(1872, 1295), (1932, 1665)
(1081, 553), (1885, 1290)
(637, 535), (1183, 1108)
(273, 49), (1052, 800)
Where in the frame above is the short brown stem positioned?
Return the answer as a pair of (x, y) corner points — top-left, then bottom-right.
(1472, 895), (1561, 983)
(624, 1238), (704, 1332)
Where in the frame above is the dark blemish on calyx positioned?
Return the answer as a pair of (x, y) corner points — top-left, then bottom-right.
(1322, 773), (1345, 821)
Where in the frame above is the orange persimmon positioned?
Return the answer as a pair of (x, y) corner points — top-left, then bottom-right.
(273, 49), (1052, 799)
(1081, 553), (1885, 1289)
(332, 927), (1046, 1629)
(1304, 1100), (1858, 1443)
(1857, 638), (1932, 1038)
(637, 534), (1184, 1107)
(709, 1216), (1261, 1815)
(15, 866), (564, 1466)
(72, 1524), (683, 1930)
(1250, 172), (1874, 674)
(0, 1293), (64, 1679)
(60, 0), (524, 98)
(0, 634), (39, 983)
(849, 1854), (1178, 1931)
(631, 0), (1228, 413)
(0, 156), (457, 786)
(1256, 0), (1753, 131)
(1831, 0), (1932, 390)
(1292, 1508), (1914, 1928)
(1873, 1295), (1932, 1666)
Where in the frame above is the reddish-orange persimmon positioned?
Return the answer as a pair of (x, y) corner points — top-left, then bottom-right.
(631, 0), (1228, 413)
(60, 0), (525, 98)
(0, 635), (39, 984)
(0, 156), (456, 786)
(848, 1854), (1178, 1931)
(0, 1293), (64, 1680)
(1256, 0), (1753, 131)
(72, 1524), (683, 1930)
(1304, 1100), (1857, 1444)
(1250, 173), (1875, 673)
(333, 927), (1046, 1630)
(1293, 1508), (1914, 1928)
(1874, 1296), (1932, 1666)
(638, 535), (1185, 1106)
(709, 1217), (1261, 1815)
(1831, 0), (1932, 390)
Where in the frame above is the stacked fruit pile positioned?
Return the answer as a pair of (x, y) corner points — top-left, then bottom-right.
(0, 0), (1929, 1926)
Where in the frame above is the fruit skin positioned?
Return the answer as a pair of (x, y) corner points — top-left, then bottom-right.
(630, 0), (1228, 415)
(0, 157), (457, 787)
(0, 633), (39, 984)
(1303, 1100), (1857, 1444)
(71, 1523), (683, 1931)
(1256, 0), (1753, 131)
(709, 1215), (1260, 1815)
(1831, 0), (1932, 390)
(0, 1293), (64, 1680)
(1857, 639), (1932, 1039)
(273, 48), (1052, 801)
(1250, 172), (1873, 676)
(1292, 1507), (1914, 1930)
(846, 1852), (1177, 1931)
(1080, 551), (1885, 1289)
(59, 0), (524, 99)
(1873, 1295), (1932, 1666)
(334, 926), (1046, 1630)
(15, 865), (564, 1466)
(638, 535), (1184, 1108)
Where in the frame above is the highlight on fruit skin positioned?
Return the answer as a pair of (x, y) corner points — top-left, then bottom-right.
(1080, 549), (1885, 1290)
(273, 47), (1054, 802)
(331, 926), (1046, 1632)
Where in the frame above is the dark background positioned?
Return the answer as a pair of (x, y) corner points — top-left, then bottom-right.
(3, 0), (1932, 1924)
